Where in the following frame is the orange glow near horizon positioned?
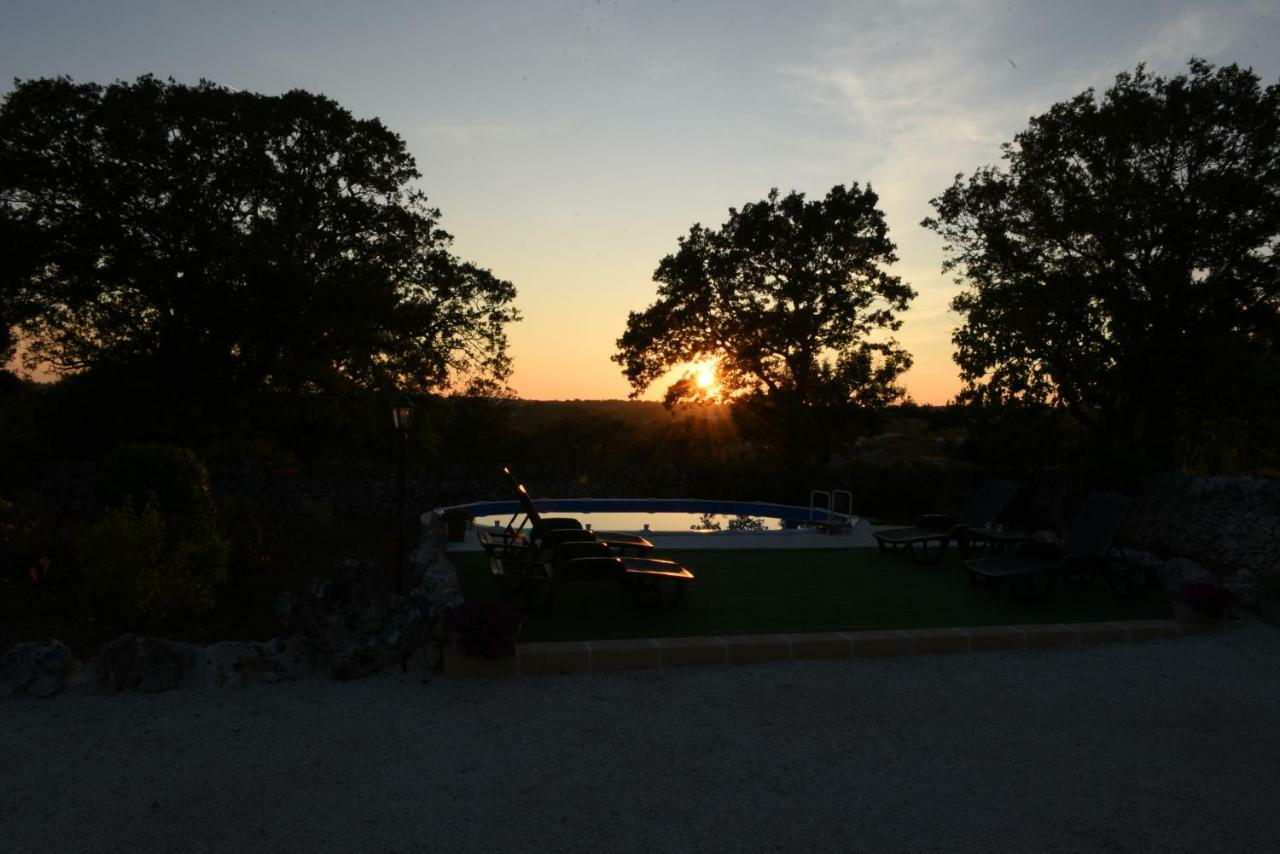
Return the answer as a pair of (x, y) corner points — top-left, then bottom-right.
(679, 356), (723, 402)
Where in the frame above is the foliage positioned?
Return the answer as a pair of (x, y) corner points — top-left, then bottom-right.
(615, 185), (914, 474)
(97, 443), (214, 521)
(214, 490), (287, 580)
(86, 444), (229, 625)
(444, 600), (523, 658)
(84, 497), (229, 624)
(0, 495), (51, 587)
(924, 60), (1280, 470)
(949, 397), (1086, 475)
(616, 184), (914, 408)
(0, 75), (519, 410)
(727, 514), (767, 531)
(689, 513), (721, 531)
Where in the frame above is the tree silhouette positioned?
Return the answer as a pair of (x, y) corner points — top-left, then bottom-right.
(0, 76), (519, 407)
(615, 184), (915, 470)
(924, 60), (1280, 469)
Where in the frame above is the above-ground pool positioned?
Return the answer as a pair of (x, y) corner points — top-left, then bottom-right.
(437, 498), (875, 550)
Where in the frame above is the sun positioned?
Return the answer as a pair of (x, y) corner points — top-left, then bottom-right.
(686, 357), (722, 399)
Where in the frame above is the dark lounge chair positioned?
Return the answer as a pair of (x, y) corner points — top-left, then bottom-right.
(551, 539), (694, 606)
(873, 478), (1020, 563)
(965, 491), (1135, 598)
(495, 467), (655, 555)
(478, 467), (694, 606)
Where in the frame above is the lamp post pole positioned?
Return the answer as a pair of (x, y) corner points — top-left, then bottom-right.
(392, 402), (414, 595)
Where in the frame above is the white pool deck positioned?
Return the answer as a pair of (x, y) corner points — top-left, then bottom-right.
(446, 518), (881, 551)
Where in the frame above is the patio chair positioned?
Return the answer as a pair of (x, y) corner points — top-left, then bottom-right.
(873, 478), (1020, 564)
(499, 467), (655, 555)
(965, 491), (1136, 598)
(482, 468), (694, 607)
(551, 540), (694, 606)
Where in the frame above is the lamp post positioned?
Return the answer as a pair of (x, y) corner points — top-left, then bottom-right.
(391, 401), (414, 595)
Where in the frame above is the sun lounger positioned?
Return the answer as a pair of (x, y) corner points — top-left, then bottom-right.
(965, 491), (1135, 598)
(873, 478), (1020, 563)
(481, 468), (695, 606)
(497, 467), (656, 555)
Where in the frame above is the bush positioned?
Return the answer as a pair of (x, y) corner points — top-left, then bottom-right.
(97, 444), (214, 522)
(85, 497), (229, 624)
(87, 444), (229, 626)
(690, 513), (721, 531)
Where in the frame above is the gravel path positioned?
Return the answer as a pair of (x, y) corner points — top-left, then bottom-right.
(3, 625), (1279, 854)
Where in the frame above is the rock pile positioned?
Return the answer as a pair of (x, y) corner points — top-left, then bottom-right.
(0, 640), (75, 698)
(1128, 475), (1280, 578)
(94, 634), (315, 693)
(275, 558), (437, 680)
(1, 513), (464, 699)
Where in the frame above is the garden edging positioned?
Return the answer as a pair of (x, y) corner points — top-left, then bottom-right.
(443, 618), (1224, 677)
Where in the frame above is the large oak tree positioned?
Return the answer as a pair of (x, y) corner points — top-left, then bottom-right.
(924, 60), (1280, 468)
(0, 75), (519, 406)
(615, 184), (915, 470)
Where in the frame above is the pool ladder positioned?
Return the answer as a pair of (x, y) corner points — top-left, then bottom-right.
(809, 489), (854, 533)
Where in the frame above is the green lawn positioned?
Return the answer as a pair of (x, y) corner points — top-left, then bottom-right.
(449, 548), (1173, 643)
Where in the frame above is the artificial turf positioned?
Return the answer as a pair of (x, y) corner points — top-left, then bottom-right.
(448, 547), (1174, 643)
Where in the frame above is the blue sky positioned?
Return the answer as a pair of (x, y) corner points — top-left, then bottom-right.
(4, 0), (1279, 400)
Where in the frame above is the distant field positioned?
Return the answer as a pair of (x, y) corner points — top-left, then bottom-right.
(449, 548), (1171, 643)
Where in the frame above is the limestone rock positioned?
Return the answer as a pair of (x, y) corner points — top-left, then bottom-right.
(1129, 475), (1280, 577)
(97, 635), (196, 694)
(418, 557), (463, 610)
(200, 641), (284, 689)
(277, 557), (440, 681)
(0, 640), (75, 699)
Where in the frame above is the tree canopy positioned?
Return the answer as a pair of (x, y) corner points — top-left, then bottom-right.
(0, 75), (519, 403)
(615, 184), (915, 410)
(924, 59), (1280, 468)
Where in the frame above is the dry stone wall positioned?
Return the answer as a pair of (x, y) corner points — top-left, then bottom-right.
(1127, 474), (1280, 577)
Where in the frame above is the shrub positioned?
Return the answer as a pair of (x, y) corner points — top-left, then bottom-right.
(85, 497), (229, 624)
(690, 513), (722, 531)
(87, 444), (229, 626)
(97, 444), (214, 522)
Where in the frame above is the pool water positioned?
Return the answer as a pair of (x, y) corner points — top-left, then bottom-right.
(443, 498), (871, 550)
(472, 511), (788, 533)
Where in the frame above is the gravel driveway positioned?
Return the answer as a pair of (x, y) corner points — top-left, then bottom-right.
(3, 625), (1278, 854)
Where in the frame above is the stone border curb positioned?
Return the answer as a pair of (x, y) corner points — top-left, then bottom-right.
(441, 619), (1222, 678)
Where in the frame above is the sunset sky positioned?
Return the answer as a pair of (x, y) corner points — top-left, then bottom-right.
(4, 0), (1279, 402)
